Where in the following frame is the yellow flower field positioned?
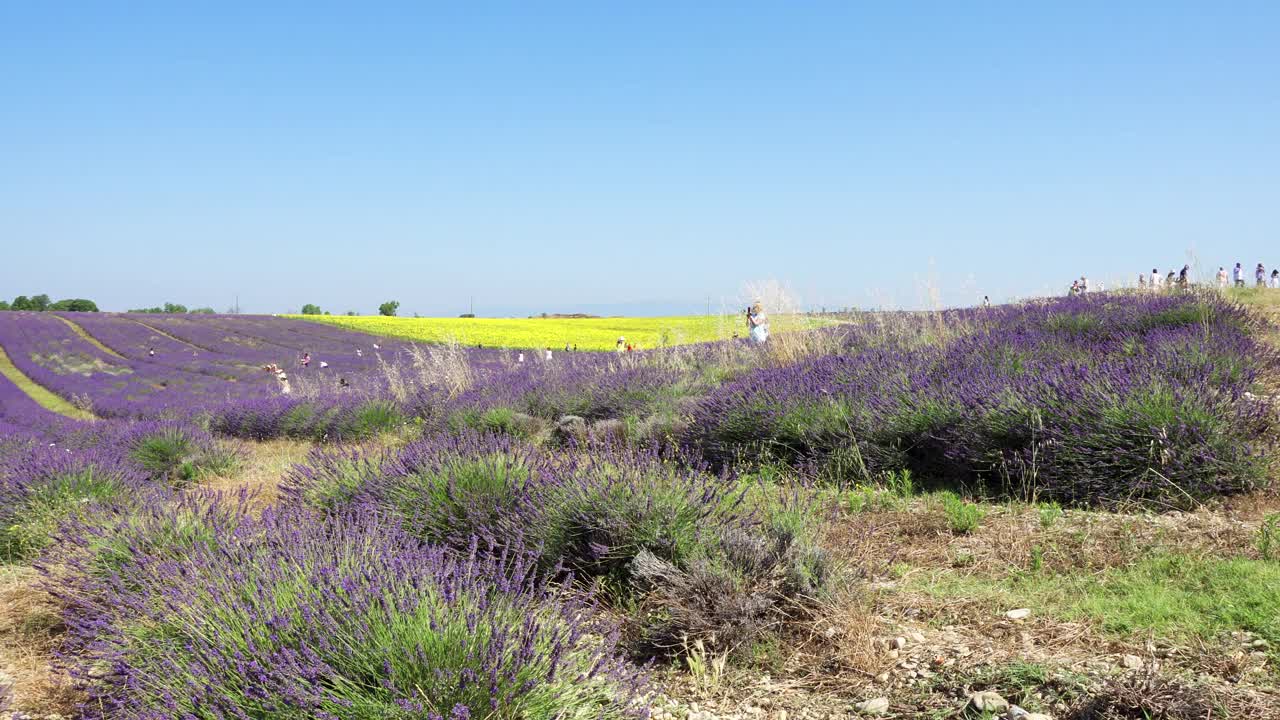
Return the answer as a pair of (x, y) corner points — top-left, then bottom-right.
(290, 314), (832, 351)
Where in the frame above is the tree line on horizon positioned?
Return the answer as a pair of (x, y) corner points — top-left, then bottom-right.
(300, 301), (399, 317)
(0, 294), (99, 312)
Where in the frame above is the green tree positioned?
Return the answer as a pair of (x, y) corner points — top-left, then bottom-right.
(378, 301), (400, 317)
(0, 300), (9, 311)
(49, 299), (99, 312)
(300, 304), (323, 315)
(163, 302), (188, 314)
(11, 296), (31, 311)
(190, 307), (216, 314)
(29, 294), (51, 311)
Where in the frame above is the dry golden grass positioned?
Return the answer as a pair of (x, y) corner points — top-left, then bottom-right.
(200, 439), (314, 511)
(0, 566), (79, 715)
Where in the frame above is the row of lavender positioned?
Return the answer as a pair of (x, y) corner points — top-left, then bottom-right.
(3, 295), (1273, 506)
(686, 294), (1277, 506)
(0, 312), (420, 421)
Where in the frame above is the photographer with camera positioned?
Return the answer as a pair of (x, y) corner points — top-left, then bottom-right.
(746, 301), (769, 344)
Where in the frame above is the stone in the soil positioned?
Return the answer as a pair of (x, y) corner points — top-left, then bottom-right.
(1005, 608), (1031, 620)
(553, 415), (588, 444)
(892, 636), (907, 649)
(854, 697), (890, 715)
(1121, 653), (1144, 669)
(970, 690), (1010, 713)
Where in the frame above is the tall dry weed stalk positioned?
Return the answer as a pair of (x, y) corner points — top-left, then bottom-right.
(407, 340), (474, 398)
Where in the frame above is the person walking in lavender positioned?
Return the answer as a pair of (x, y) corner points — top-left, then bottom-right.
(1257, 263), (1267, 288)
(1234, 262), (1245, 287)
(1271, 269), (1279, 289)
(1217, 267), (1228, 288)
(1151, 268), (1162, 289)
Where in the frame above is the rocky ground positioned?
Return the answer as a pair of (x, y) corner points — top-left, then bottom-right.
(652, 493), (1280, 720)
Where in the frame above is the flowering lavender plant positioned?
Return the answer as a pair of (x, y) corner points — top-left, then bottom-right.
(58, 510), (649, 718)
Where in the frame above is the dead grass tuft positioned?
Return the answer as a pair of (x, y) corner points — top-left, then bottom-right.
(0, 567), (79, 715)
(1065, 670), (1280, 720)
(199, 439), (313, 511)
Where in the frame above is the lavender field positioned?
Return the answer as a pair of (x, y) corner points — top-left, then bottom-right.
(2, 294), (1279, 718)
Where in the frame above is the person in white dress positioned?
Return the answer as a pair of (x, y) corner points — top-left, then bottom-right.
(747, 302), (770, 344)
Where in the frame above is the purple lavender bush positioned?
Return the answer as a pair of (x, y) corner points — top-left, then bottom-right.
(44, 489), (253, 588)
(0, 443), (148, 562)
(210, 394), (407, 442)
(111, 421), (243, 487)
(58, 510), (648, 719)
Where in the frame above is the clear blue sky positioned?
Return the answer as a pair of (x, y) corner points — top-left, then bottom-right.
(1, 2), (1276, 315)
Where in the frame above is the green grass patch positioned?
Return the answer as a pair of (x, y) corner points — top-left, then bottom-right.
(910, 553), (1280, 652)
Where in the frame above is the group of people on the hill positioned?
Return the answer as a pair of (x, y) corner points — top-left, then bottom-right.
(1215, 262), (1280, 289)
(1133, 262), (1280, 291)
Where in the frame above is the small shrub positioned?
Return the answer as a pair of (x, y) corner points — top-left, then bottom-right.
(934, 491), (985, 534)
(1038, 502), (1064, 528)
(544, 457), (741, 592)
(629, 489), (830, 660)
(281, 445), (388, 511)
(845, 484), (902, 513)
(884, 468), (915, 497)
(340, 399), (403, 438)
(125, 424), (240, 487)
(1256, 513), (1280, 562)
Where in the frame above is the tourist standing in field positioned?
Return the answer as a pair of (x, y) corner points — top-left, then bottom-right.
(1271, 269), (1279, 289)
(1138, 273), (1146, 289)
(1257, 263), (1267, 288)
(1178, 265), (1189, 288)
(983, 295), (990, 307)
(1151, 269), (1161, 289)
(301, 353), (311, 368)
(1080, 276), (1089, 293)
(1217, 267), (1228, 288)
(616, 337), (625, 352)
(265, 364), (290, 394)
(1234, 263), (1245, 287)
(747, 302), (770, 344)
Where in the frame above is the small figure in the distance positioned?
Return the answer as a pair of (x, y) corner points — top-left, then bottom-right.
(747, 301), (770, 344)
